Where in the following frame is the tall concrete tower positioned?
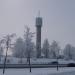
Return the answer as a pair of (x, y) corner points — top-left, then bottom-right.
(36, 14), (42, 58)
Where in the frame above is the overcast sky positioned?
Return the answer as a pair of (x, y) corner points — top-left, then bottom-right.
(0, 0), (75, 49)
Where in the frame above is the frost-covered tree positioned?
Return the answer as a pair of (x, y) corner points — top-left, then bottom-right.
(0, 46), (3, 61)
(0, 39), (4, 61)
(63, 44), (75, 60)
(0, 46), (3, 55)
(13, 37), (25, 58)
(42, 39), (50, 58)
(2, 34), (15, 74)
(24, 26), (35, 72)
(24, 26), (35, 61)
(50, 40), (60, 59)
(71, 47), (75, 60)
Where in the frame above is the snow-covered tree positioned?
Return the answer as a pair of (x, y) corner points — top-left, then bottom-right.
(63, 44), (75, 60)
(0, 46), (3, 61)
(71, 47), (75, 60)
(42, 39), (50, 58)
(50, 40), (60, 59)
(13, 37), (25, 58)
(2, 34), (16, 74)
(24, 26), (35, 61)
(0, 39), (4, 61)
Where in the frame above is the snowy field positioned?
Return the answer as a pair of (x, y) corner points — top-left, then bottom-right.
(0, 67), (75, 75)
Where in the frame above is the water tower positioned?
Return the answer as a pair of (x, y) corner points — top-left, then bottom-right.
(36, 13), (42, 58)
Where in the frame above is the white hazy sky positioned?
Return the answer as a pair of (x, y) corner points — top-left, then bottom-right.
(0, 0), (75, 49)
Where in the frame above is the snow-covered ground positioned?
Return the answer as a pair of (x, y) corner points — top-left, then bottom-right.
(0, 67), (75, 75)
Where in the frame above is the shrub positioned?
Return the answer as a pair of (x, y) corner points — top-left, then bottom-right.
(67, 63), (75, 67)
(51, 61), (58, 65)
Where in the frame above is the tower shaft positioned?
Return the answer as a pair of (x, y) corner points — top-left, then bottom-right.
(36, 26), (41, 58)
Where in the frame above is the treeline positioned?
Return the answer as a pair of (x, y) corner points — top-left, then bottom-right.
(0, 26), (75, 61)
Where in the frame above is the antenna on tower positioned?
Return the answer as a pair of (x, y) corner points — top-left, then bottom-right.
(38, 10), (40, 17)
